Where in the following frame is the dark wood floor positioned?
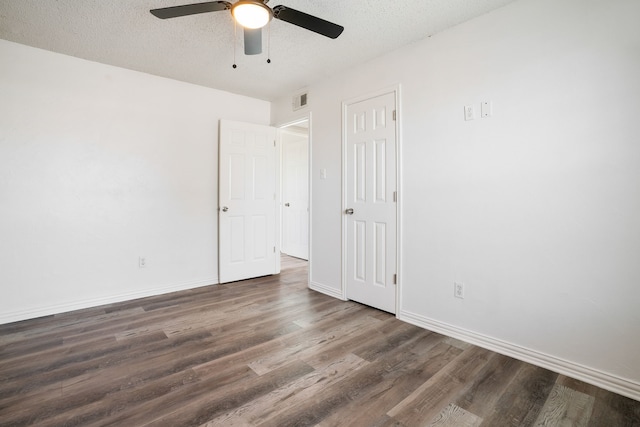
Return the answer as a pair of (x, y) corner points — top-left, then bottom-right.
(1, 256), (639, 426)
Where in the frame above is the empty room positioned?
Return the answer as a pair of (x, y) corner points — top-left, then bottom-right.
(1, 0), (639, 425)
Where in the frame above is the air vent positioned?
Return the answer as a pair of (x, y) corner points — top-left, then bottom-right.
(292, 92), (308, 111)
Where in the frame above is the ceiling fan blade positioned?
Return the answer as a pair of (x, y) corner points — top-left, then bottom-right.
(244, 28), (262, 55)
(272, 5), (344, 39)
(150, 1), (231, 19)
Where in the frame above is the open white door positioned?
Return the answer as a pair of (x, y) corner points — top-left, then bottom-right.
(219, 119), (279, 283)
(343, 90), (398, 314)
(281, 126), (309, 260)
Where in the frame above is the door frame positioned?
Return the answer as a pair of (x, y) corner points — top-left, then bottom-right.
(341, 85), (402, 314)
(276, 113), (312, 279)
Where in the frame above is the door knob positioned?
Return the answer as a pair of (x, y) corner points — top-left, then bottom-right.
(345, 208), (354, 215)
(221, 206), (228, 212)
(284, 203), (290, 207)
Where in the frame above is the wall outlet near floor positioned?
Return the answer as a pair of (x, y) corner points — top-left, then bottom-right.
(454, 282), (465, 299)
(139, 257), (147, 268)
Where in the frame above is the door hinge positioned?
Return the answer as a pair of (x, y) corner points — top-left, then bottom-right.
(393, 191), (397, 202)
(273, 246), (276, 253)
(274, 140), (276, 147)
(392, 110), (396, 121)
(393, 274), (397, 285)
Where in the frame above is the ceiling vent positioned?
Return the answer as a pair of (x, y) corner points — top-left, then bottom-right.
(292, 92), (308, 111)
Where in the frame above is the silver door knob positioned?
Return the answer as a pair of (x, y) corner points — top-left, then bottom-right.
(221, 206), (228, 212)
(345, 208), (354, 215)
(284, 203), (290, 207)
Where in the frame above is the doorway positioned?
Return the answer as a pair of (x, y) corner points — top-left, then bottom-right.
(279, 119), (310, 261)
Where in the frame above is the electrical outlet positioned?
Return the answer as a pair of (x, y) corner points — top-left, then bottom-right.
(464, 105), (475, 121)
(139, 257), (147, 268)
(454, 282), (464, 299)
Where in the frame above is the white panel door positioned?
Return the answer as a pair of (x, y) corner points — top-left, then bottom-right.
(281, 129), (309, 260)
(219, 120), (278, 283)
(344, 91), (397, 313)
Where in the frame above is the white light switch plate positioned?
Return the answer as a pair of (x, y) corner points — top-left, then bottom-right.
(481, 101), (492, 118)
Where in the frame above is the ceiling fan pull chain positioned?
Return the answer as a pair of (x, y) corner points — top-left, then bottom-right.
(267, 20), (271, 64)
(232, 19), (237, 69)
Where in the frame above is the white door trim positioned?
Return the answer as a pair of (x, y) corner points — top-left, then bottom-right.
(341, 85), (402, 314)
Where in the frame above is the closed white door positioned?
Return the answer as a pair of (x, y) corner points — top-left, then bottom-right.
(344, 91), (397, 313)
(219, 120), (278, 283)
(281, 128), (309, 260)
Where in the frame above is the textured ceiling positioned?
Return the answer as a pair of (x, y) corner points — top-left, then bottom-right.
(0, 0), (517, 101)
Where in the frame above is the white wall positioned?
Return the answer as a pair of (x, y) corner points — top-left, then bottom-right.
(0, 40), (270, 323)
(272, 0), (640, 399)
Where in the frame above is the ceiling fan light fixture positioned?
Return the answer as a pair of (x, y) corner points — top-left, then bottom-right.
(232, 1), (272, 29)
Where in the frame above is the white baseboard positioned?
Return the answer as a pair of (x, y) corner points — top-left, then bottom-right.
(398, 309), (640, 402)
(0, 277), (219, 325)
(309, 281), (345, 300)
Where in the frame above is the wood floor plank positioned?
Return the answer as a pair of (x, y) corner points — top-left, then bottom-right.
(247, 311), (380, 375)
(427, 403), (483, 427)
(443, 336), (473, 351)
(140, 361), (315, 427)
(204, 353), (368, 426)
(386, 345), (493, 426)
(556, 374), (601, 397)
(479, 363), (558, 427)
(301, 316), (419, 369)
(533, 384), (594, 426)
(454, 353), (524, 418)
(0, 330), (169, 397)
(0, 306), (146, 349)
(258, 336), (462, 426)
(188, 304), (364, 379)
(77, 363), (258, 427)
(315, 337), (459, 427)
(1, 255), (638, 426)
(587, 386), (640, 427)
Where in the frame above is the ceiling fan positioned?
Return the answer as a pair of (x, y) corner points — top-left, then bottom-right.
(150, 1), (344, 59)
